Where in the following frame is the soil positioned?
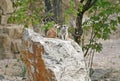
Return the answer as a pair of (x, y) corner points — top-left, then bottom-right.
(0, 59), (24, 81)
(92, 39), (120, 81)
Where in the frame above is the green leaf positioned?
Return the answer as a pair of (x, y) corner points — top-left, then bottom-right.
(42, 21), (55, 31)
(96, 33), (101, 38)
(5, 64), (9, 68)
(102, 32), (109, 40)
(95, 43), (102, 52)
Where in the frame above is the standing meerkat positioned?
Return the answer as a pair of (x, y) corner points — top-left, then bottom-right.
(59, 25), (69, 40)
(46, 24), (59, 38)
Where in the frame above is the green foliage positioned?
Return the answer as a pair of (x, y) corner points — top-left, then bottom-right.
(68, 27), (75, 33)
(64, 0), (77, 16)
(83, 42), (102, 52)
(8, 0), (44, 27)
(64, 0), (82, 24)
(83, 0), (120, 74)
(42, 21), (55, 31)
(82, 0), (120, 56)
(5, 64), (9, 68)
(78, 2), (83, 12)
(21, 64), (27, 78)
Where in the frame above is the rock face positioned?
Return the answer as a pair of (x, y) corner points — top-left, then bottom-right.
(0, 25), (23, 59)
(0, 0), (13, 14)
(21, 28), (91, 81)
(0, 0), (14, 24)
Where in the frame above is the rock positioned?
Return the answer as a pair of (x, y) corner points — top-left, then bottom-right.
(11, 39), (21, 54)
(0, 0), (13, 14)
(0, 25), (23, 59)
(0, 0), (14, 24)
(0, 9), (2, 15)
(2, 25), (24, 39)
(21, 28), (91, 81)
(0, 74), (4, 80)
(91, 69), (112, 81)
(33, 24), (45, 35)
(0, 34), (12, 59)
(13, 25), (23, 39)
(0, 15), (10, 25)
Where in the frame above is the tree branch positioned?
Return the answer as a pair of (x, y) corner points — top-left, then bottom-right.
(80, 0), (85, 3)
(82, 0), (92, 13)
(89, 0), (98, 9)
(82, 0), (98, 13)
(44, 0), (52, 12)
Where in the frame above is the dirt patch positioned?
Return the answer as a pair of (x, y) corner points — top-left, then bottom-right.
(92, 39), (120, 81)
(0, 59), (24, 81)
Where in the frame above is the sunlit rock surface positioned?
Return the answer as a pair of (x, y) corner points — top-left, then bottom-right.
(22, 28), (91, 81)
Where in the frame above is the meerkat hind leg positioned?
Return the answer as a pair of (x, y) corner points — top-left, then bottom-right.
(64, 35), (66, 40)
(62, 35), (64, 40)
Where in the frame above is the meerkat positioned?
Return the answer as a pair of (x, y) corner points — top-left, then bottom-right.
(46, 24), (60, 38)
(59, 25), (69, 40)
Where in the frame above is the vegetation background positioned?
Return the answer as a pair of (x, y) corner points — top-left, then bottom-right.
(0, 0), (120, 81)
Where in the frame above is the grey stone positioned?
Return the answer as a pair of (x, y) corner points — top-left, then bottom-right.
(3, 25), (24, 39)
(22, 28), (91, 81)
(0, 34), (12, 59)
(0, 14), (10, 25)
(0, 74), (4, 80)
(0, 9), (2, 15)
(0, 25), (23, 59)
(0, 0), (14, 25)
(11, 39), (21, 54)
(91, 69), (112, 81)
(0, 0), (13, 14)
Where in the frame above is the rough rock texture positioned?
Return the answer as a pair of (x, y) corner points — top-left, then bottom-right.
(0, 0), (14, 24)
(0, 34), (11, 59)
(0, 0), (13, 14)
(21, 28), (91, 81)
(0, 25), (23, 59)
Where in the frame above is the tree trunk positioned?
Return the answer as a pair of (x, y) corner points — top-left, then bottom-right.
(53, 0), (63, 24)
(43, 0), (53, 34)
(44, 0), (63, 24)
(44, 0), (63, 34)
(74, 0), (98, 45)
(74, 12), (83, 45)
(44, 0), (52, 12)
(44, 0), (53, 23)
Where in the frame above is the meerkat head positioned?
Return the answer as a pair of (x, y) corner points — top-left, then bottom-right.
(54, 24), (60, 29)
(61, 25), (69, 30)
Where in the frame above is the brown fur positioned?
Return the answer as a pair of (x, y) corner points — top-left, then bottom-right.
(46, 25), (58, 38)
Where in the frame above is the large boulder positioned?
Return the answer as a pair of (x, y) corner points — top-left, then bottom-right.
(21, 28), (91, 81)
